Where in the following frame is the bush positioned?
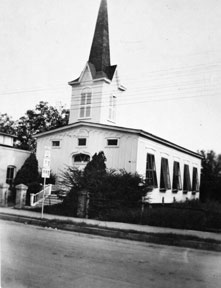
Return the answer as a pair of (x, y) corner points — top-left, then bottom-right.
(14, 153), (40, 186)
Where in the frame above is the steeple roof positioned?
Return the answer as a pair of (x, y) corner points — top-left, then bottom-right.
(69, 0), (117, 85)
(89, 0), (110, 73)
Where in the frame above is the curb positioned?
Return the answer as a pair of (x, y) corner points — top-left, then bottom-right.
(1, 213), (221, 252)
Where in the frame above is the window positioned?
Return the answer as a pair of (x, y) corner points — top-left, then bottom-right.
(108, 95), (116, 121)
(160, 158), (171, 191)
(146, 154), (158, 188)
(6, 166), (16, 187)
(78, 138), (87, 146)
(183, 164), (191, 193)
(80, 87), (92, 118)
(192, 167), (199, 193)
(107, 139), (118, 146)
(73, 153), (90, 163)
(172, 161), (182, 193)
(52, 141), (60, 147)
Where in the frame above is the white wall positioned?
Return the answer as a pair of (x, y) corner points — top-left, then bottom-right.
(0, 134), (14, 146)
(136, 137), (201, 203)
(36, 126), (138, 179)
(68, 65), (124, 126)
(0, 146), (31, 184)
(36, 125), (201, 204)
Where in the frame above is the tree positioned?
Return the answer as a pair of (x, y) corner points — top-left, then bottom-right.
(200, 150), (221, 202)
(15, 101), (69, 151)
(59, 152), (147, 219)
(14, 153), (40, 186)
(0, 113), (16, 135)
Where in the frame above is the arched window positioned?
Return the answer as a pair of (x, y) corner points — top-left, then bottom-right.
(80, 87), (92, 118)
(73, 153), (90, 164)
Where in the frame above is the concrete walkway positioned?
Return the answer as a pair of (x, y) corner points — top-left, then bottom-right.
(0, 206), (221, 241)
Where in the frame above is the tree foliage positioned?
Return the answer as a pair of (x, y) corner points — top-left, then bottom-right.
(200, 150), (221, 202)
(60, 152), (147, 218)
(14, 153), (40, 186)
(0, 101), (69, 151)
(0, 113), (16, 135)
(15, 101), (69, 151)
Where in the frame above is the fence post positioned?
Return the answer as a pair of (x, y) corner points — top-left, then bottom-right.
(77, 190), (89, 218)
(0, 183), (10, 207)
(15, 184), (28, 209)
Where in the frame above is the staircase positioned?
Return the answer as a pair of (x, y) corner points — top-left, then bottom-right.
(33, 193), (63, 208)
(30, 184), (63, 208)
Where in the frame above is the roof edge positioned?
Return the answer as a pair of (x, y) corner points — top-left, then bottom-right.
(35, 121), (202, 159)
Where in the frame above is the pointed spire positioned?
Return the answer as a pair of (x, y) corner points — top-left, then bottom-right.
(89, 0), (110, 73)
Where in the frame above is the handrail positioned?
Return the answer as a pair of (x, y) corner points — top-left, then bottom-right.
(30, 184), (52, 207)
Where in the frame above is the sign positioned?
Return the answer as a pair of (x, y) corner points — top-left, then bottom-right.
(42, 146), (51, 178)
(43, 158), (51, 169)
(41, 168), (50, 178)
(44, 148), (51, 159)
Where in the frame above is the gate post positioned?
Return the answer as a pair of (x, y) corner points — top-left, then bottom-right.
(77, 190), (89, 218)
(15, 184), (28, 209)
(0, 183), (10, 206)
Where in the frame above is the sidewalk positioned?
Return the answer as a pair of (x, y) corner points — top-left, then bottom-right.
(1, 206), (221, 242)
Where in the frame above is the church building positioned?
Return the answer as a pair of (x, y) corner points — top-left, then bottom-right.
(36, 0), (202, 204)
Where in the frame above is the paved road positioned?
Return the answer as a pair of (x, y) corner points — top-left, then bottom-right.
(1, 220), (221, 288)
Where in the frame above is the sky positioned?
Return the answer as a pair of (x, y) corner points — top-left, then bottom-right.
(0, 0), (221, 154)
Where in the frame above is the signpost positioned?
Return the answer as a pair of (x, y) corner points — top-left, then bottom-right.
(41, 147), (51, 218)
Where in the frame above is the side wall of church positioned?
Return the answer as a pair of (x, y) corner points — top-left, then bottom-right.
(136, 137), (201, 203)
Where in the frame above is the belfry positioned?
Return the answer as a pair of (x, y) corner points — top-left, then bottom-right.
(68, 0), (125, 125)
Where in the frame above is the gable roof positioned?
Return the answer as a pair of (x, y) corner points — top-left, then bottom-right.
(35, 121), (202, 159)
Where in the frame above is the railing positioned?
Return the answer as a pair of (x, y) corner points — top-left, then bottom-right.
(30, 184), (52, 207)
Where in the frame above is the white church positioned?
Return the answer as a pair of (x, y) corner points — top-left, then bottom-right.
(36, 0), (202, 204)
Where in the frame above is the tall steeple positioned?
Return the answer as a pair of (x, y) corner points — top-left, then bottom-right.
(68, 0), (125, 125)
(89, 0), (110, 74)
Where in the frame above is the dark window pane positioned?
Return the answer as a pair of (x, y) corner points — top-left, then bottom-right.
(74, 153), (90, 163)
(183, 164), (191, 193)
(78, 138), (86, 146)
(160, 158), (171, 191)
(107, 139), (118, 146)
(52, 141), (60, 147)
(146, 153), (158, 188)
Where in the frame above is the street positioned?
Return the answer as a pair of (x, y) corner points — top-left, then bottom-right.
(1, 220), (221, 288)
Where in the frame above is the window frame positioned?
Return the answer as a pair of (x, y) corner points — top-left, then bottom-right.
(78, 138), (87, 147)
(146, 153), (158, 188)
(79, 87), (92, 119)
(160, 157), (171, 192)
(106, 138), (119, 147)
(52, 140), (60, 148)
(73, 153), (90, 164)
(183, 164), (191, 193)
(6, 165), (16, 187)
(172, 161), (182, 193)
(192, 167), (199, 193)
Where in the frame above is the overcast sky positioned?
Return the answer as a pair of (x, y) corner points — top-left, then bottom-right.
(0, 0), (221, 154)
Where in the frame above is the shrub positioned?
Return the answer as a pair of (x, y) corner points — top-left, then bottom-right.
(14, 153), (40, 186)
